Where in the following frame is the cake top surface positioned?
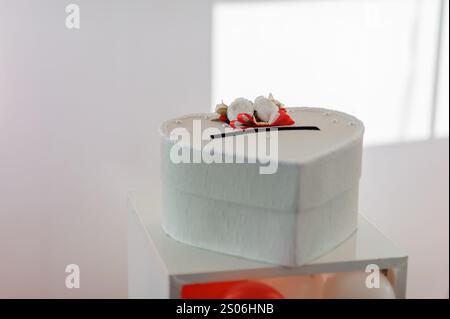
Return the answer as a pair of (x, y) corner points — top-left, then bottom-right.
(160, 107), (364, 164)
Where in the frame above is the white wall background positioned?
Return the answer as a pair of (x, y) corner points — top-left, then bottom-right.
(0, 0), (448, 298)
(0, 0), (211, 298)
(436, 0), (449, 137)
(212, 0), (449, 298)
(213, 0), (448, 145)
(360, 138), (449, 299)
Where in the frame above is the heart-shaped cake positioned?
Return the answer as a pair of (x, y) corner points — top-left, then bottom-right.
(159, 103), (364, 266)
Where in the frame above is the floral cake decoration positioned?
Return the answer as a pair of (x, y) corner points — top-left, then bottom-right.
(214, 93), (295, 129)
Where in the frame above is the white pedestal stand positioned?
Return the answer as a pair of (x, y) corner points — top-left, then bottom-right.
(128, 191), (407, 299)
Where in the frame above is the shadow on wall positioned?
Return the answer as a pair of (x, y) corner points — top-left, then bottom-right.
(360, 137), (449, 299)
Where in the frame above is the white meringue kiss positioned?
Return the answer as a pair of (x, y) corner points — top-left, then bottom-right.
(254, 96), (279, 122)
(227, 98), (254, 121)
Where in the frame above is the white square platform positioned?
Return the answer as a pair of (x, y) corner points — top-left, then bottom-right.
(128, 190), (408, 298)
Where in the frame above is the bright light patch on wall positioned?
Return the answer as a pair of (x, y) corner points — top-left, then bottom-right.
(212, 0), (445, 145)
(436, 1), (449, 138)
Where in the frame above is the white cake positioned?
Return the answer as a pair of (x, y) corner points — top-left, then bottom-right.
(159, 105), (364, 266)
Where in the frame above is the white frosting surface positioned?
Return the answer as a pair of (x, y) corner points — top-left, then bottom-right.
(159, 107), (365, 266)
(160, 107), (364, 164)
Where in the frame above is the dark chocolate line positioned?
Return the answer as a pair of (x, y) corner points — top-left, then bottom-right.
(210, 126), (320, 139)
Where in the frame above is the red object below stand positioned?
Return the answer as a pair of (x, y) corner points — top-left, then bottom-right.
(181, 280), (284, 299)
(221, 281), (284, 299)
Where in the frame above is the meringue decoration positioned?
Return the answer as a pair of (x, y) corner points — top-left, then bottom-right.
(254, 96), (278, 122)
(268, 93), (285, 108)
(216, 94), (295, 129)
(215, 100), (229, 122)
(227, 98), (255, 126)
